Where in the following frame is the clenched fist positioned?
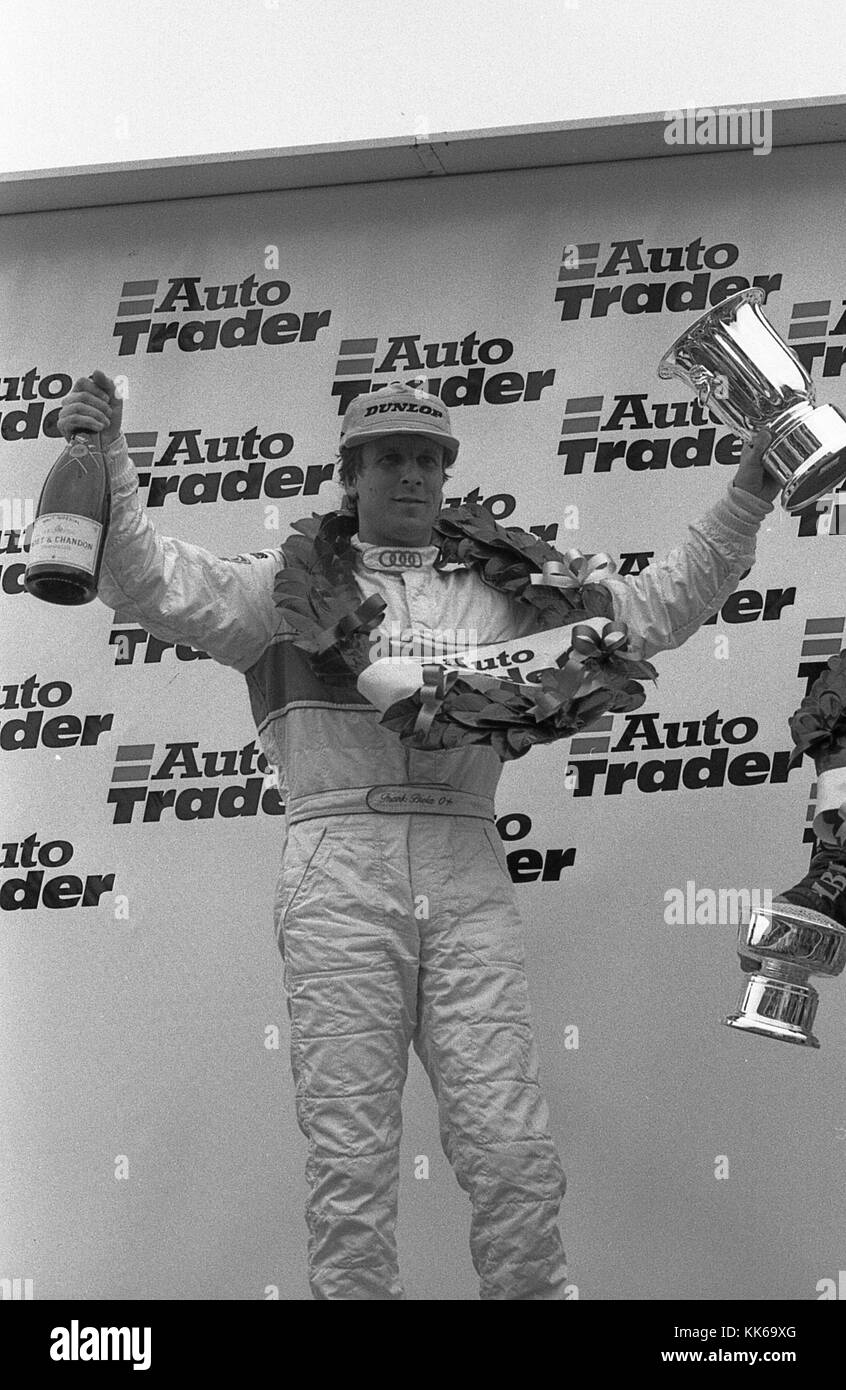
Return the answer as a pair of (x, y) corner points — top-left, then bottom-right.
(57, 370), (123, 447)
(732, 427), (780, 503)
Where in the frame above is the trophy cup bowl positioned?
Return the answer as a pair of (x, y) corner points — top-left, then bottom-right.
(658, 286), (846, 514)
(723, 899), (846, 1048)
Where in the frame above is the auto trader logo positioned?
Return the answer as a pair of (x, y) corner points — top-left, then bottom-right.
(795, 615), (844, 694)
(785, 296), (846, 379)
(331, 332), (556, 412)
(116, 427), (336, 509)
(553, 236), (782, 322)
(563, 707), (802, 799)
(557, 389), (742, 475)
(112, 274), (332, 356)
(108, 738), (284, 822)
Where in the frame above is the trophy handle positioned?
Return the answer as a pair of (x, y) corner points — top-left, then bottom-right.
(688, 365), (730, 409)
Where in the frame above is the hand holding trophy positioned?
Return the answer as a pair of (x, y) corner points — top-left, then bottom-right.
(658, 286), (846, 513)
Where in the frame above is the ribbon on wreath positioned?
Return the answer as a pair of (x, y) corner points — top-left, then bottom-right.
(528, 550), (617, 595)
(570, 620), (630, 663)
(413, 664), (462, 741)
(312, 593), (386, 656)
(525, 620), (632, 722)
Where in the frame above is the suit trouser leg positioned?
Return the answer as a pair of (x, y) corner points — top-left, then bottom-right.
(275, 814), (418, 1300)
(411, 815), (570, 1300)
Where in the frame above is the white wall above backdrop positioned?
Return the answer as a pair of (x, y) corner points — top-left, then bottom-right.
(3, 0), (845, 173)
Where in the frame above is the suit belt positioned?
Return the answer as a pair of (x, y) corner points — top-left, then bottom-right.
(286, 784), (496, 823)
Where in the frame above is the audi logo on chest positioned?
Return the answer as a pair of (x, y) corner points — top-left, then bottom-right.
(379, 550), (423, 568)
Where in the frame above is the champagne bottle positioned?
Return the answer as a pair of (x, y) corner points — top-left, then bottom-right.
(23, 428), (111, 605)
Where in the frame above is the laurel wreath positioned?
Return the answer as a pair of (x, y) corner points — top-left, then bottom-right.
(272, 503), (658, 759)
(380, 663), (654, 761)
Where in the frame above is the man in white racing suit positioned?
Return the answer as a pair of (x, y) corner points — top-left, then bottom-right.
(58, 370), (779, 1300)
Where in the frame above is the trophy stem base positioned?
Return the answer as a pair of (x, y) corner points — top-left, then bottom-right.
(773, 404), (846, 513)
(722, 972), (820, 1048)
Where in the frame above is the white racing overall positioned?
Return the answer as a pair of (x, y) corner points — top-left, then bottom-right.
(97, 433), (772, 1298)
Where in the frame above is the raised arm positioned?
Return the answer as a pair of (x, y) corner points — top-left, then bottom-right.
(59, 373), (284, 674)
(599, 430), (777, 661)
(599, 483), (773, 661)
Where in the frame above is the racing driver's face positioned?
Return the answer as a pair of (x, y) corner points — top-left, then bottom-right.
(352, 433), (446, 546)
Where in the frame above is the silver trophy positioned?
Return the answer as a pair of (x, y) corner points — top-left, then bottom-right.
(658, 286), (846, 513)
(723, 651), (846, 1048)
(723, 899), (846, 1048)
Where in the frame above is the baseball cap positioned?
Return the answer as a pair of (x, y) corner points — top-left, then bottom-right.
(339, 380), (460, 463)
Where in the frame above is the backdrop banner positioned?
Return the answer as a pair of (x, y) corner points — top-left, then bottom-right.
(2, 141), (845, 1301)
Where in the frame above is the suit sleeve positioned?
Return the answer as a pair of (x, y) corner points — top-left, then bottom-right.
(97, 433), (285, 673)
(597, 484), (774, 661)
